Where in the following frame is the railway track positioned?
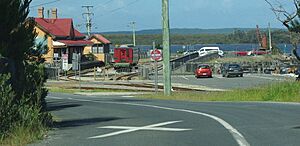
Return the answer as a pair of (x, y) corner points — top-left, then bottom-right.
(115, 72), (139, 80)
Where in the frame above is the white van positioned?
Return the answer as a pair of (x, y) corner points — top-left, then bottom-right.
(197, 47), (224, 57)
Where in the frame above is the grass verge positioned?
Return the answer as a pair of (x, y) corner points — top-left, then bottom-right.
(0, 125), (47, 146)
(141, 82), (300, 102)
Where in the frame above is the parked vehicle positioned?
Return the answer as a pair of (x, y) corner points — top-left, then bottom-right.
(113, 45), (139, 69)
(195, 64), (212, 78)
(198, 47), (224, 57)
(221, 63), (243, 77)
(296, 69), (300, 81)
(234, 51), (248, 56)
(248, 50), (270, 56)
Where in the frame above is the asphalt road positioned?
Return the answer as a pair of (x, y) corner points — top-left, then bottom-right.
(152, 74), (294, 90)
(30, 93), (300, 146)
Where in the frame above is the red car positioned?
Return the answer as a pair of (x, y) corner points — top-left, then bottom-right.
(234, 51), (248, 56)
(195, 64), (212, 78)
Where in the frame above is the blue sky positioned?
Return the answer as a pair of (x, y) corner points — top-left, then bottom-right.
(29, 0), (293, 32)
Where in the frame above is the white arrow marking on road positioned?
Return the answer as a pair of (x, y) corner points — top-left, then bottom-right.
(88, 121), (191, 139)
(48, 96), (250, 146)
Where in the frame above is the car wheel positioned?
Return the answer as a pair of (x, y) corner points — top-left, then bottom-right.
(240, 74), (243, 77)
(222, 74), (225, 77)
(226, 73), (229, 78)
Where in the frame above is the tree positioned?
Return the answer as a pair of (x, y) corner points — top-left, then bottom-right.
(0, 0), (34, 96)
(265, 0), (300, 60)
(0, 0), (50, 139)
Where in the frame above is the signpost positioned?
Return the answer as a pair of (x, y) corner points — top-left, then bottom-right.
(53, 54), (61, 81)
(62, 54), (68, 80)
(150, 49), (162, 62)
(150, 43), (162, 93)
(62, 54), (68, 71)
(72, 53), (81, 90)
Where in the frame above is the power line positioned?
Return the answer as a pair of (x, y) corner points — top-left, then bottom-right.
(94, 0), (114, 10)
(94, 0), (141, 19)
(108, 0), (140, 14)
(30, 0), (61, 8)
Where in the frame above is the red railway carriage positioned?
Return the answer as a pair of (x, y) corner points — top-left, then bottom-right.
(113, 45), (139, 68)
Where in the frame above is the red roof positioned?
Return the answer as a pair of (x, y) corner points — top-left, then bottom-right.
(90, 34), (111, 44)
(35, 18), (85, 38)
(58, 40), (93, 46)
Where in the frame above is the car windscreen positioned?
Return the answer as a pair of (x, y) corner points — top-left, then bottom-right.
(198, 65), (210, 69)
(206, 49), (218, 51)
(228, 64), (240, 68)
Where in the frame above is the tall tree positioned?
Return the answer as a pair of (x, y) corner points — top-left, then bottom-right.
(0, 0), (51, 140)
(0, 0), (36, 97)
(265, 0), (300, 60)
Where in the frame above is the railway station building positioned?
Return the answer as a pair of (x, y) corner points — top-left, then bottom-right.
(85, 34), (112, 63)
(33, 7), (93, 64)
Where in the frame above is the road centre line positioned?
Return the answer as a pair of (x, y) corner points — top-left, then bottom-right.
(48, 96), (250, 146)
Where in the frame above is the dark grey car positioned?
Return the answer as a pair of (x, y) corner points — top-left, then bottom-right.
(221, 63), (243, 77)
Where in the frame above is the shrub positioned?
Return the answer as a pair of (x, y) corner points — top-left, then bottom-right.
(0, 74), (17, 139)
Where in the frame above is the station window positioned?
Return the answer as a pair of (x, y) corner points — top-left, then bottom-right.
(92, 44), (104, 54)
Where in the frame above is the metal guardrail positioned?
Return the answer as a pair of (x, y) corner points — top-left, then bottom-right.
(170, 52), (219, 71)
(170, 52), (199, 70)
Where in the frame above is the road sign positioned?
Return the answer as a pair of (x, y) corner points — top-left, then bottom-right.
(54, 53), (59, 58)
(62, 54), (68, 71)
(150, 49), (162, 61)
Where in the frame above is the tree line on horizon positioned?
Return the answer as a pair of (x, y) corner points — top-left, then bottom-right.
(103, 29), (291, 46)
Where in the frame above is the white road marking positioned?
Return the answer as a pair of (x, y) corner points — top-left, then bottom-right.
(247, 75), (285, 81)
(213, 76), (224, 79)
(182, 76), (189, 80)
(100, 126), (191, 131)
(122, 96), (135, 98)
(48, 96), (250, 146)
(47, 96), (63, 100)
(88, 121), (191, 139)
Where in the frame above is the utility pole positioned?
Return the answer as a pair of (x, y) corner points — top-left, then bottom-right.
(162, 0), (171, 96)
(82, 5), (94, 36)
(130, 21), (136, 46)
(268, 23), (272, 52)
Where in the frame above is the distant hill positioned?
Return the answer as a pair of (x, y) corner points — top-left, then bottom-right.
(97, 28), (285, 35)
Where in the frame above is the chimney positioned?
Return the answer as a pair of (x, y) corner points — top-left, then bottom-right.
(51, 8), (58, 19)
(38, 7), (44, 18)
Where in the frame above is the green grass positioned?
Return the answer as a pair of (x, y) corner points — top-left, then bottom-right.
(141, 82), (300, 102)
(0, 125), (47, 146)
(0, 106), (51, 146)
